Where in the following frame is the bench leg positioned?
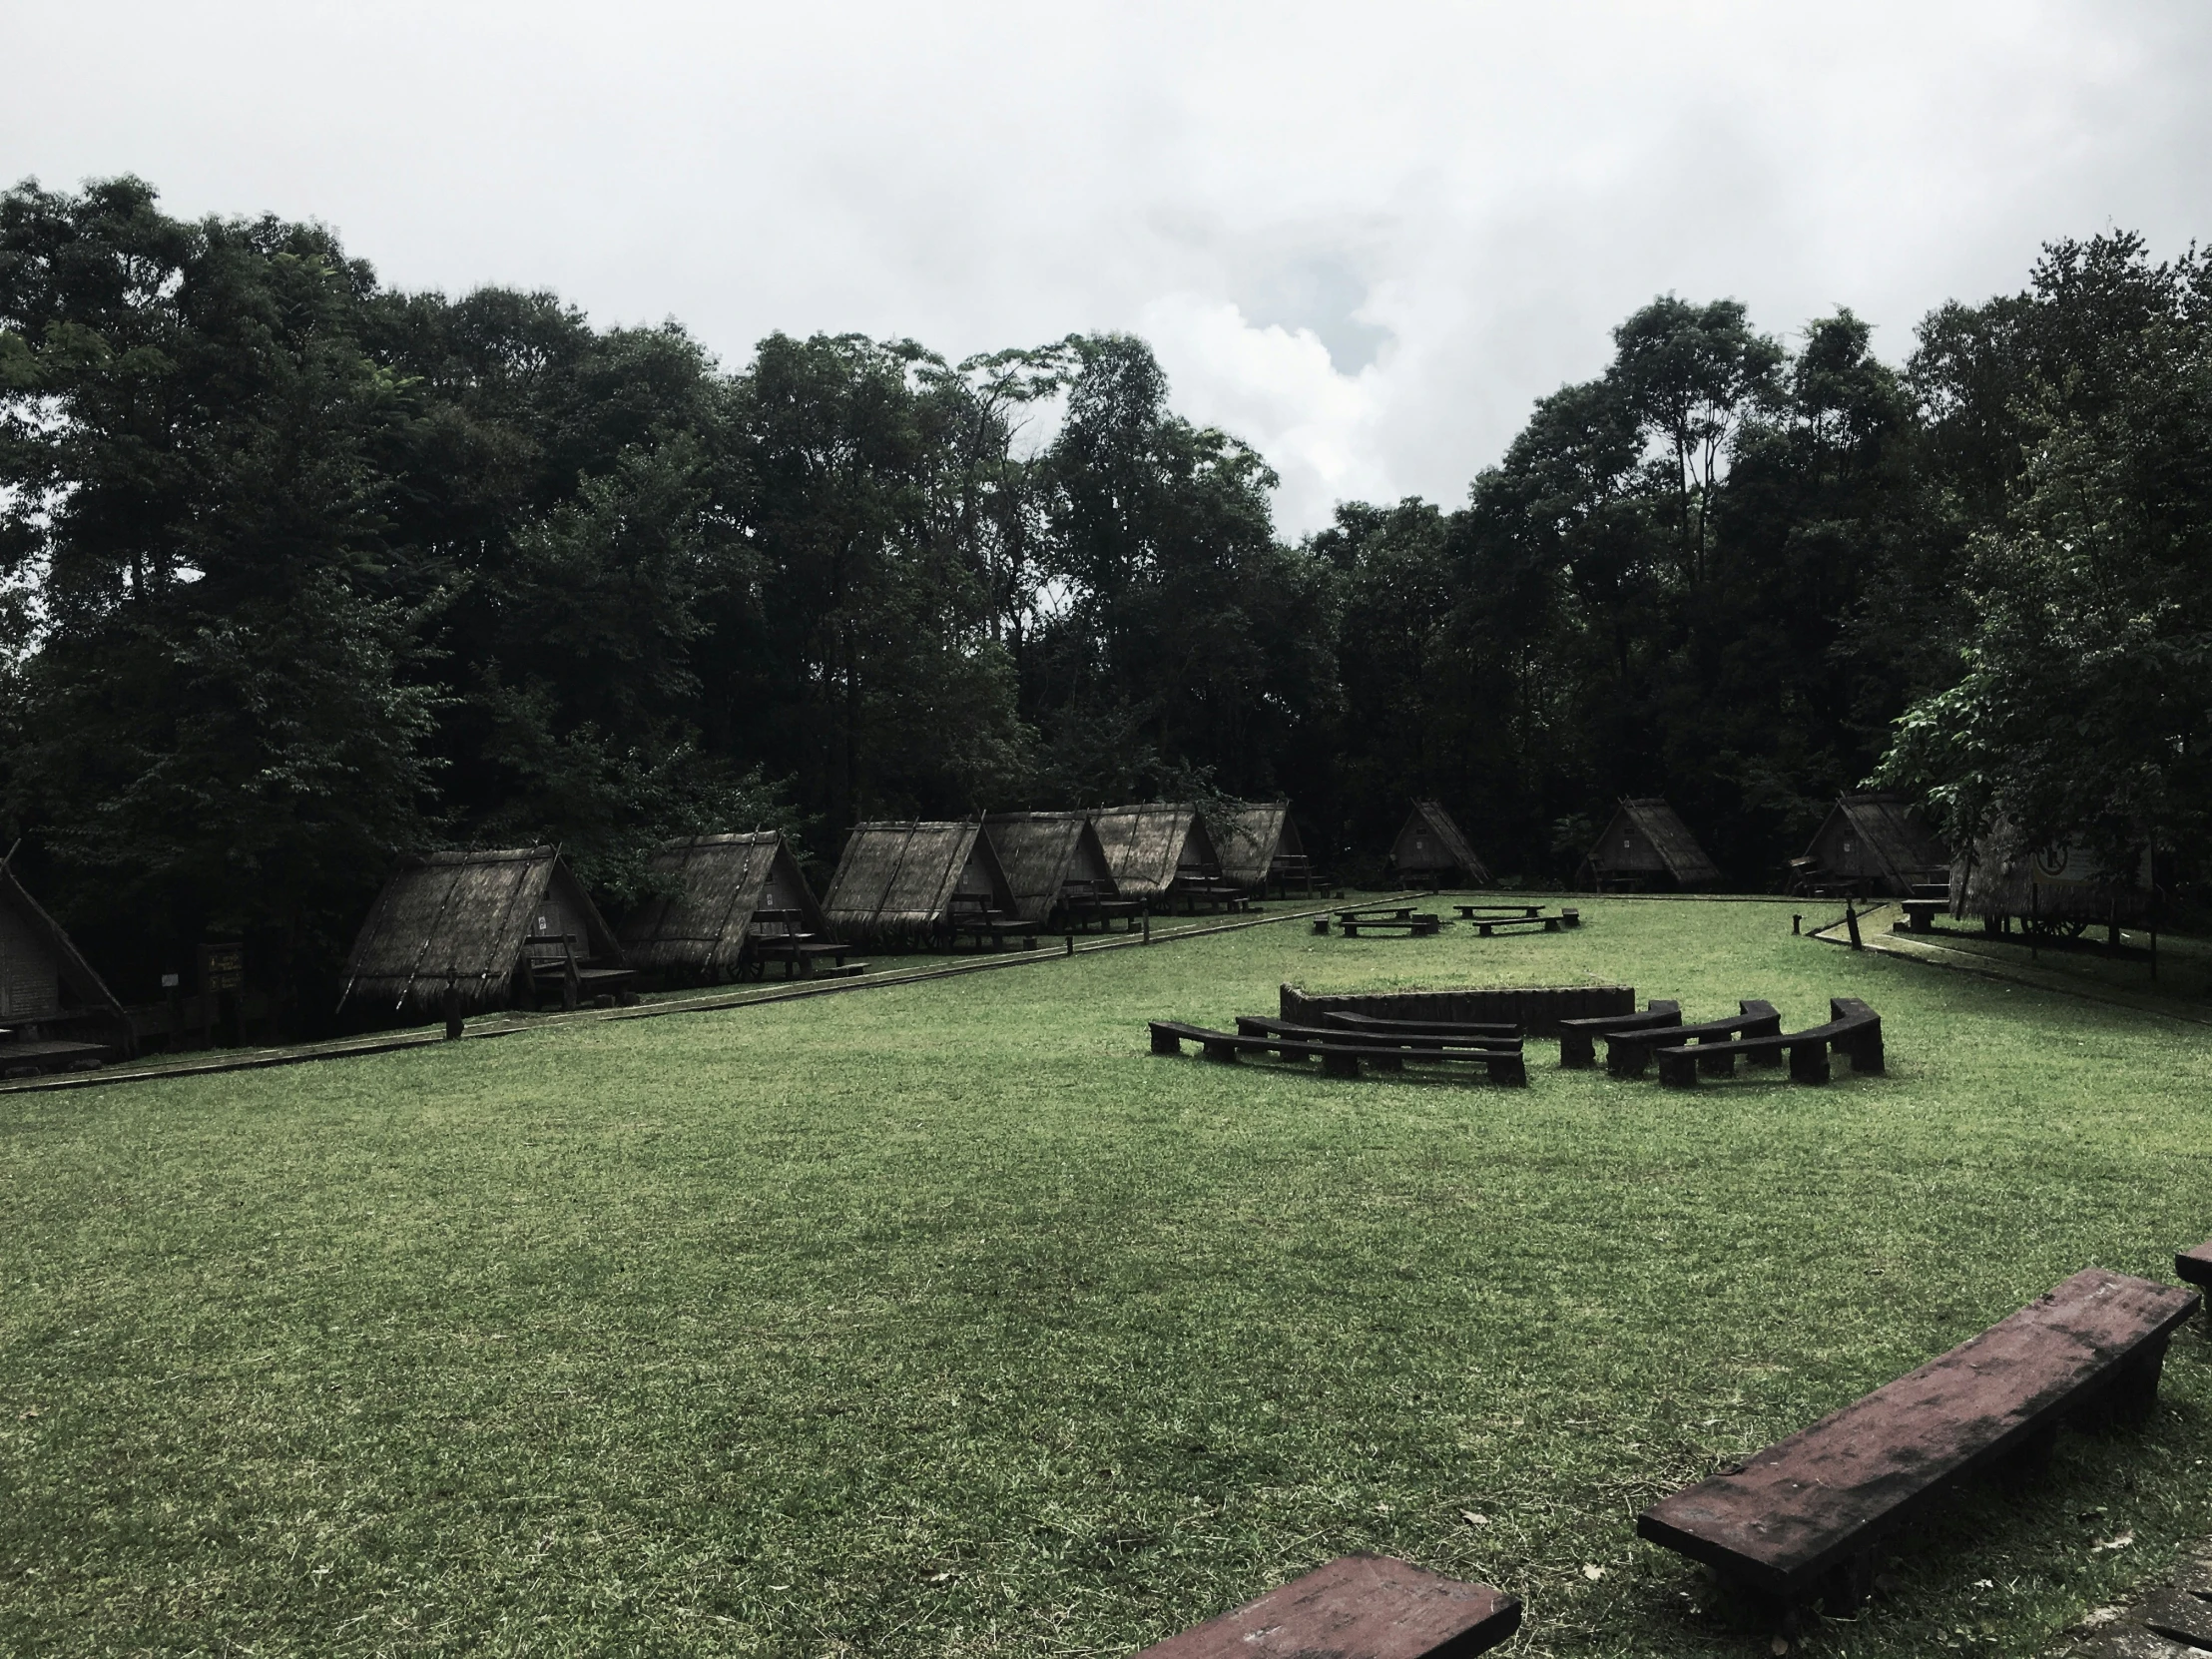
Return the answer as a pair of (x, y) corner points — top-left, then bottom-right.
(1657, 1051), (1699, 1089)
(1322, 1050), (1363, 1079)
(1788, 1040), (1832, 1083)
(1559, 1034), (1596, 1069)
(2094, 1339), (2170, 1427)
(1201, 1040), (1241, 1064)
(1821, 1549), (1877, 1616)
(1999, 1421), (2059, 1485)
(1489, 1054), (1528, 1087)
(1844, 1029), (1886, 1074)
(1608, 1043), (1651, 1078)
(1697, 1042), (1736, 1078)
(1312, 918), (1330, 934)
(1151, 1028), (1183, 1056)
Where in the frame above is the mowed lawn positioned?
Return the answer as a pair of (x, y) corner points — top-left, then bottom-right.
(4, 900), (2211, 1658)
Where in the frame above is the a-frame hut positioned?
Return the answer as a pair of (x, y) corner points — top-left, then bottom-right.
(983, 812), (1119, 924)
(1091, 803), (1224, 903)
(1579, 799), (1721, 891)
(340, 845), (629, 1018)
(1953, 822), (2155, 929)
(1214, 802), (1318, 893)
(617, 832), (829, 980)
(1390, 801), (1489, 887)
(822, 821), (1018, 945)
(0, 860), (131, 1060)
(1793, 793), (1949, 898)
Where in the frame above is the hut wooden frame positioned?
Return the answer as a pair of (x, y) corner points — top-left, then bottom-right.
(983, 812), (1120, 924)
(1090, 803), (1223, 902)
(822, 821), (1020, 946)
(1580, 799), (1721, 891)
(1391, 801), (1490, 887)
(339, 845), (626, 1017)
(0, 859), (131, 1051)
(618, 832), (829, 980)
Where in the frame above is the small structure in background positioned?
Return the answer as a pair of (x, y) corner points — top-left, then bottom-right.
(1092, 803), (1242, 912)
(1390, 800), (1490, 888)
(0, 858), (131, 1073)
(1952, 823), (2156, 938)
(618, 832), (850, 981)
(823, 821), (1032, 948)
(1789, 792), (1949, 898)
(983, 812), (1136, 930)
(1578, 798), (1721, 891)
(340, 845), (636, 1020)
(1215, 801), (1320, 896)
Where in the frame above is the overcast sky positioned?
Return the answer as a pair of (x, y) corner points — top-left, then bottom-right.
(8, 1), (2210, 533)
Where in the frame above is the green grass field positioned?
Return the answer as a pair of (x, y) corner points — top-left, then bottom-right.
(4, 898), (2210, 1657)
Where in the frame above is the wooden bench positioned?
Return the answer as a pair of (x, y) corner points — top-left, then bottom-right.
(1638, 1268), (2201, 1613)
(1150, 1021), (1527, 1085)
(1654, 997), (1882, 1087)
(525, 935), (639, 1009)
(1557, 1000), (1682, 1069)
(1321, 1010), (1520, 1042)
(1898, 897), (1948, 933)
(1235, 1017), (1525, 1081)
(1339, 913), (1442, 938)
(1130, 1553), (1520, 1659)
(1472, 915), (1558, 936)
(1456, 903), (1542, 920)
(2175, 1239), (2212, 1299)
(1606, 1000), (1781, 1078)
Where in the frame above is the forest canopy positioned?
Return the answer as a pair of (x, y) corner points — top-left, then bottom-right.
(3, 177), (2208, 1019)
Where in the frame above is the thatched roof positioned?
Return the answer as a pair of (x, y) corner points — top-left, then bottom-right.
(1811, 793), (1949, 893)
(1092, 804), (1218, 898)
(1214, 802), (1310, 888)
(1392, 801), (1489, 882)
(341, 845), (622, 1016)
(618, 832), (827, 976)
(1590, 799), (1721, 886)
(984, 813), (1117, 923)
(1955, 823), (2154, 923)
(0, 859), (129, 1041)
(822, 822), (1016, 943)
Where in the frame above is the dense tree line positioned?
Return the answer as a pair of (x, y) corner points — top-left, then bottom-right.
(3, 178), (2207, 1023)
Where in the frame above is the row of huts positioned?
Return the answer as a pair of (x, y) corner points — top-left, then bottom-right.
(0, 793), (2164, 1061)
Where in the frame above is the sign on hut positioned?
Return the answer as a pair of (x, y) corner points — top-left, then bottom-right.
(617, 832), (845, 981)
(822, 822), (1023, 947)
(1091, 804), (1241, 911)
(1953, 822), (2156, 934)
(339, 845), (636, 1019)
(1391, 800), (1490, 888)
(1790, 793), (1949, 898)
(1215, 802), (1320, 895)
(1578, 799), (1721, 891)
(983, 812), (1130, 927)
(0, 859), (131, 1071)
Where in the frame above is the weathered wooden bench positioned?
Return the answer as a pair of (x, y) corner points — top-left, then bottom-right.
(1638, 1268), (2201, 1613)
(1130, 1553), (1520, 1658)
(1898, 897), (1947, 933)
(1557, 1000), (1681, 1068)
(1654, 997), (1882, 1087)
(751, 937), (855, 978)
(2175, 1239), (2212, 1299)
(1235, 1017), (1525, 1080)
(1456, 903), (1542, 920)
(1606, 1000), (1781, 1077)
(1473, 916), (1559, 936)
(1321, 1010), (1520, 1042)
(1150, 1021), (1527, 1085)
(1340, 913), (1442, 937)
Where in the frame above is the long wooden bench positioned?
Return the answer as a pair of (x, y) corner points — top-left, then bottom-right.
(1321, 1010), (1521, 1042)
(1455, 903), (1542, 920)
(1557, 1000), (1682, 1069)
(1130, 1553), (1520, 1658)
(1654, 997), (1882, 1087)
(1340, 912), (1442, 937)
(1638, 1268), (2201, 1612)
(1606, 1000), (1781, 1078)
(1150, 1021), (1527, 1085)
(1235, 1015), (1524, 1068)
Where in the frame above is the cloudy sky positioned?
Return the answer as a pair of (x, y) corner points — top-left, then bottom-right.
(9, 1), (2210, 532)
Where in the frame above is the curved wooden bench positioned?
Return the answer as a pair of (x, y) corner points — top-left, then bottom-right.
(1654, 997), (1882, 1087)
(1321, 1010), (1520, 1041)
(1638, 1269), (2199, 1612)
(1237, 1015), (1524, 1071)
(1131, 1553), (1520, 1658)
(1606, 1000), (1780, 1077)
(1150, 1021), (1527, 1085)
(1557, 1000), (1681, 1069)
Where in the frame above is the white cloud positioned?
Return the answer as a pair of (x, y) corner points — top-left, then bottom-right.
(4, 0), (2209, 532)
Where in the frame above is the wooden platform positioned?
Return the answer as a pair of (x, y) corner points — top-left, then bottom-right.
(0, 1038), (111, 1076)
(1638, 1269), (2200, 1608)
(1130, 1554), (1520, 1659)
